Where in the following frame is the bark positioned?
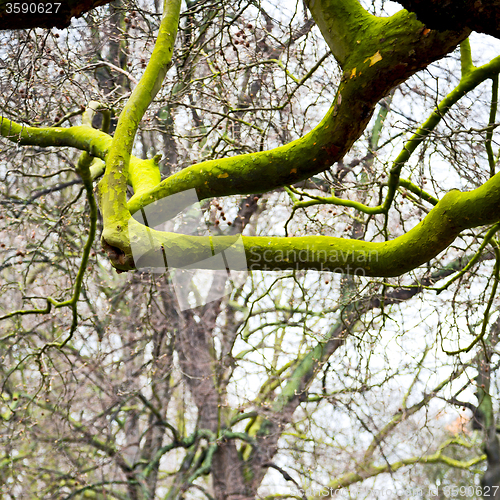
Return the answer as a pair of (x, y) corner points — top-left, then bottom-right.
(173, 302), (252, 499)
(395, 0), (500, 39)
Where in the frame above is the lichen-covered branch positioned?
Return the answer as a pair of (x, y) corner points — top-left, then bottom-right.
(0, 117), (111, 157)
(305, 0), (375, 66)
(98, 0), (181, 258)
(126, 8), (467, 217)
(274, 49), (500, 216)
(126, 172), (500, 275)
(0, 0), (476, 276)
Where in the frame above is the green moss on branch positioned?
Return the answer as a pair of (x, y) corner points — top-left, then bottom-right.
(305, 0), (375, 66)
(99, 0), (182, 259)
(123, 173), (500, 276)
(126, 9), (467, 217)
(0, 117), (111, 157)
(383, 52), (500, 213)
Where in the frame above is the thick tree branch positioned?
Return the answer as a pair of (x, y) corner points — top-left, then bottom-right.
(127, 174), (500, 276)
(0, 2), (472, 275)
(126, 10), (467, 216)
(98, 0), (181, 261)
(395, 0), (500, 39)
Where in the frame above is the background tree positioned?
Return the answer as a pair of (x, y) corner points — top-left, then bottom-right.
(2, 0), (500, 499)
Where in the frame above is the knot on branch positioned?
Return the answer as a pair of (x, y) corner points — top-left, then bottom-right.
(102, 237), (135, 273)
